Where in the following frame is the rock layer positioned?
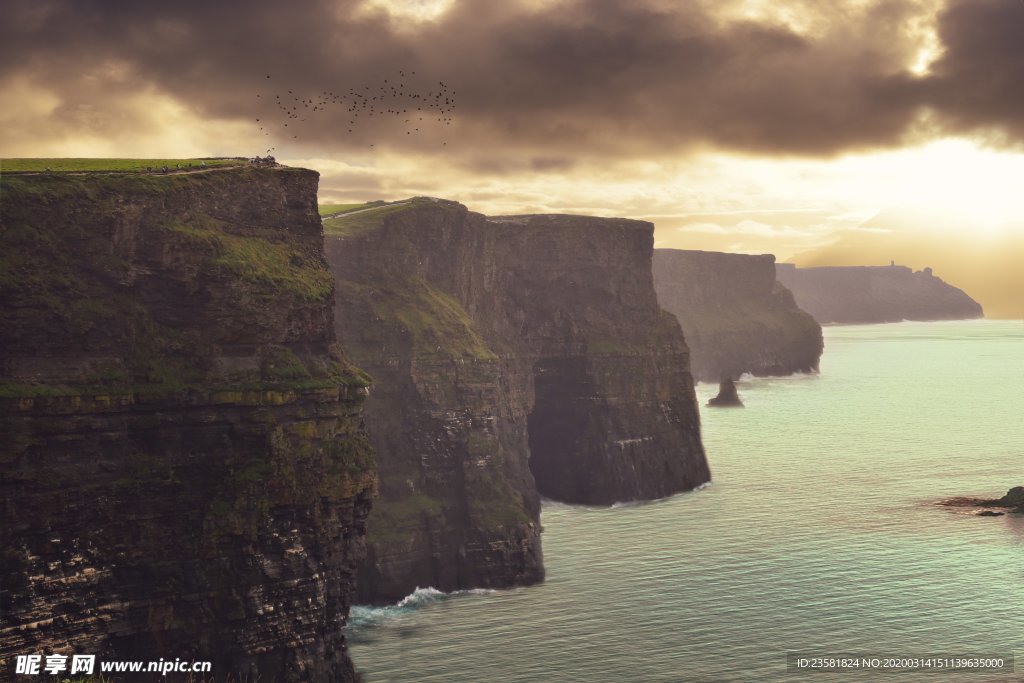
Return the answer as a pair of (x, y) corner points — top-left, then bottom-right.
(0, 168), (375, 681)
(326, 200), (709, 604)
(775, 263), (984, 324)
(326, 200), (543, 605)
(653, 250), (822, 382)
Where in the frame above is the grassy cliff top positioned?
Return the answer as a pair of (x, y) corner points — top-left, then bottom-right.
(0, 157), (248, 172)
(487, 213), (653, 231)
(0, 165), (369, 398)
(318, 202), (372, 217)
(322, 202), (413, 236)
(321, 197), (465, 237)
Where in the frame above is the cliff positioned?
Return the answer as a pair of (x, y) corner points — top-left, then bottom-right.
(326, 199), (709, 604)
(652, 250), (822, 382)
(0, 168), (375, 680)
(325, 200), (542, 605)
(495, 216), (708, 505)
(775, 263), (984, 324)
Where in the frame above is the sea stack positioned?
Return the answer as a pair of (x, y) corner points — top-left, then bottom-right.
(973, 486), (1024, 516)
(708, 377), (744, 407)
(938, 486), (1024, 516)
(995, 487), (1024, 509)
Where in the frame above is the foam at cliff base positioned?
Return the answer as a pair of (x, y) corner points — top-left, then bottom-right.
(347, 587), (495, 629)
(539, 482), (712, 512)
(608, 481), (713, 508)
(695, 370), (819, 389)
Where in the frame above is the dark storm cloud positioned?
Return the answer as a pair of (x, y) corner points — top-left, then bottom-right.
(2, 0), (1023, 159)
(399, 0), (929, 157)
(920, 0), (1024, 143)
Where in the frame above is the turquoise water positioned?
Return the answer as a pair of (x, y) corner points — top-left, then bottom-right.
(348, 320), (1024, 682)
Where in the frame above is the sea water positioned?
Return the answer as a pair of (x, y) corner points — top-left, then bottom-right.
(347, 320), (1024, 682)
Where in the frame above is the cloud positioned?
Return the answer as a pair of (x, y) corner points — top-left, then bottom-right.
(3, 0), (1023, 275)
(679, 219), (816, 238)
(4, 0), (1020, 164)
(918, 0), (1024, 145)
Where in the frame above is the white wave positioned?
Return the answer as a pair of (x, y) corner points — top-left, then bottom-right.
(538, 497), (577, 510)
(755, 371), (819, 384)
(396, 586), (445, 608)
(697, 369), (819, 389)
(348, 586), (495, 630)
(610, 480), (713, 507)
(541, 481), (713, 512)
(610, 499), (662, 509)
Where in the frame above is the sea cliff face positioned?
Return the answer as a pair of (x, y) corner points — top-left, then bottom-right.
(325, 200), (543, 605)
(652, 250), (822, 382)
(494, 216), (708, 506)
(0, 168), (375, 681)
(326, 200), (709, 604)
(775, 263), (984, 324)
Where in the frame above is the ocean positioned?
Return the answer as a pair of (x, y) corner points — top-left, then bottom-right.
(347, 320), (1024, 682)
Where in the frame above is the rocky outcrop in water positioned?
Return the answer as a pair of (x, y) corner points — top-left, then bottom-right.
(708, 378), (743, 407)
(326, 199), (709, 604)
(938, 487), (1024, 517)
(775, 263), (984, 324)
(994, 487), (1024, 508)
(652, 250), (822, 382)
(0, 168), (375, 680)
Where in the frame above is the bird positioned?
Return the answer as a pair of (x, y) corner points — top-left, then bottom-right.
(252, 69), (456, 151)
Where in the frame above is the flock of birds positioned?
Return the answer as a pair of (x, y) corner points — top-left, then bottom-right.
(255, 71), (456, 155)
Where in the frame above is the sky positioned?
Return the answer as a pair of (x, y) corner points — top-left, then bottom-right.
(2, 0), (1022, 315)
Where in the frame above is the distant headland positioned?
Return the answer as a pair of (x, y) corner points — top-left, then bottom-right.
(775, 263), (983, 324)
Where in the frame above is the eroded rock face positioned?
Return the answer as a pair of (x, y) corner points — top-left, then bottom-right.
(491, 215), (708, 506)
(0, 168), (375, 681)
(327, 200), (709, 603)
(708, 378), (743, 407)
(653, 250), (822, 382)
(775, 263), (984, 324)
(997, 487), (1024, 508)
(326, 201), (544, 605)
(938, 487), (1024, 517)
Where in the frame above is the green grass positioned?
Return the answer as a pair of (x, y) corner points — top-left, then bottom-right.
(0, 171), (367, 400)
(336, 277), (496, 360)
(320, 197), (467, 235)
(215, 232), (334, 302)
(0, 377), (354, 401)
(318, 202), (369, 216)
(163, 219), (334, 302)
(322, 202), (413, 236)
(0, 157), (246, 172)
